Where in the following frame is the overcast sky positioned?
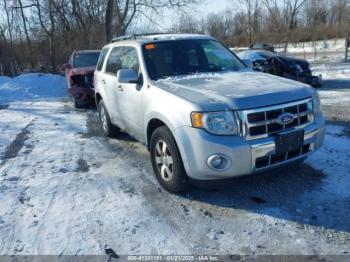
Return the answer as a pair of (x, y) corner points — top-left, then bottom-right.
(198, 0), (231, 16)
(144, 0), (232, 31)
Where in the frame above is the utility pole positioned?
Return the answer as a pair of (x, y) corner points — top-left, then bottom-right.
(345, 32), (350, 62)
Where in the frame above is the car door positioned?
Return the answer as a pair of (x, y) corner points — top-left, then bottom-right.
(101, 46), (125, 128)
(117, 46), (144, 141)
(94, 46), (109, 91)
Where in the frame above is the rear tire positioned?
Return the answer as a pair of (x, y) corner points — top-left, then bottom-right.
(98, 100), (119, 137)
(150, 126), (189, 193)
(74, 99), (84, 109)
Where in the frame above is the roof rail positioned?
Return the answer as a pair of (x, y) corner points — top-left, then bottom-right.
(110, 35), (135, 43)
(110, 32), (172, 43)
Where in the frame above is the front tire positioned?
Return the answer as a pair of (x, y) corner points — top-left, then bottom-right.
(98, 100), (119, 137)
(150, 126), (189, 193)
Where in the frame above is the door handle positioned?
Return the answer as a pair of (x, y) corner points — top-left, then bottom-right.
(117, 85), (123, 91)
(102, 79), (106, 84)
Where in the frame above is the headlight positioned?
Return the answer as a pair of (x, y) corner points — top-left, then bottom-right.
(312, 91), (321, 114)
(191, 111), (238, 135)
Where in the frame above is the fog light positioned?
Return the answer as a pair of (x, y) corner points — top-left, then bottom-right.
(207, 154), (231, 171)
(211, 156), (223, 168)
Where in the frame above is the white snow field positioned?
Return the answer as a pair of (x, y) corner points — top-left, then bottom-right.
(0, 73), (66, 103)
(275, 38), (346, 54)
(311, 61), (350, 122)
(0, 69), (349, 255)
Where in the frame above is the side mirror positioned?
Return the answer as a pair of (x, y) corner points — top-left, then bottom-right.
(63, 63), (71, 69)
(117, 69), (139, 84)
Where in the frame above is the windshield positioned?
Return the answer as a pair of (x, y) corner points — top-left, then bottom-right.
(142, 39), (245, 80)
(74, 52), (100, 68)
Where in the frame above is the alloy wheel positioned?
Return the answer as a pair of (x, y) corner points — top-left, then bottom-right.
(100, 105), (108, 133)
(154, 140), (174, 182)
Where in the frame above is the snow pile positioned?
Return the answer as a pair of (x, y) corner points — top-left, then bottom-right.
(0, 73), (67, 103)
(0, 76), (11, 86)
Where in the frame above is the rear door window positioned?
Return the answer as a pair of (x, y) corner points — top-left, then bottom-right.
(96, 47), (109, 71)
(105, 46), (123, 75)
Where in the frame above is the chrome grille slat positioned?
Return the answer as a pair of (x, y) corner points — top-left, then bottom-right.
(241, 98), (313, 140)
(247, 110), (312, 127)
(254, 143), (313, 170)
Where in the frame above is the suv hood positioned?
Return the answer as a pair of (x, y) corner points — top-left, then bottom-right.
(154, 71), (314, 111)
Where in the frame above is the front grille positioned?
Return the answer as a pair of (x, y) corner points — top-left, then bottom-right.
(242, 98), (313, 140)
(255, 144), (311, 169)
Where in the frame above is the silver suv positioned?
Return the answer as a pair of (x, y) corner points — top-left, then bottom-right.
(94, 34), (325, 193)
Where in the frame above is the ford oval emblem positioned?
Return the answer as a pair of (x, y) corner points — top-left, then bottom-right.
(277, 113), (294, 125)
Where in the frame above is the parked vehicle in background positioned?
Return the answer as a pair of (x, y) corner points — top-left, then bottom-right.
(250, 43), (275, 52)
(94, 34), (325, 193)
(237, 50), (322, 87)
(64, 50), (100, 108)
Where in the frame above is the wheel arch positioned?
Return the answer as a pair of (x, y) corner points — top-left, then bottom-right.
(95, 92), (103, 107)
(146, 118), (167, 150)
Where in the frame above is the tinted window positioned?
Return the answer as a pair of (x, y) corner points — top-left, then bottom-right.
(121, 47), (140, 72)
(105, 47), (123, 74)
(96, 48), (109, 71)
(143, 40), (245, 80)
(73, 52), (100, 68)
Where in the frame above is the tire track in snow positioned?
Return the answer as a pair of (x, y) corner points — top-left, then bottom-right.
(1, 119), (35, 165)
(0, 117), (37, 254)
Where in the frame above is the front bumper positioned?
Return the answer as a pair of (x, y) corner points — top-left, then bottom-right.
(173, 112), (325, 180)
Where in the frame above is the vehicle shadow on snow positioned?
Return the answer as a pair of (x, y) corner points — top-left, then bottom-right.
(320, 79), (350, 90)
(84, 111), (137, 142)
(186, 163), (350, 233)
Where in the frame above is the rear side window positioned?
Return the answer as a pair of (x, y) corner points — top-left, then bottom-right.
(105, 46), (123, 74)
(96, 47), (109, 71)
(121, 47), (140, 72)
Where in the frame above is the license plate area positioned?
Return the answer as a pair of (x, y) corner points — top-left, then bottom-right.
(275, 130), (304, 155)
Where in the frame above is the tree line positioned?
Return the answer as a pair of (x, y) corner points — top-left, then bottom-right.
(0, 0), (198, 75)
(174, 0), (350, 49)
(0, 0), (349, 76)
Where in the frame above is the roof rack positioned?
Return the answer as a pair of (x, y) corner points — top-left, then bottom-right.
(110, 32), (172, 43)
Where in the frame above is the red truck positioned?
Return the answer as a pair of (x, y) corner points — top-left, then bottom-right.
(64, 50), (100, 108)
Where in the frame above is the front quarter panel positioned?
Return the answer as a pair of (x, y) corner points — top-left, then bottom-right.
(143, 83), (202, 145)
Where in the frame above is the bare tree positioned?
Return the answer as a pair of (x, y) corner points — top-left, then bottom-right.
(232, 0), (261, 46)
(345, 31), (350, 62)
(105, 0), (114, 42)
(17, 0), (35, 67)
(106, 0), (199, 41)
(262, 0), (308, 52)
(33, 0), (57, 71)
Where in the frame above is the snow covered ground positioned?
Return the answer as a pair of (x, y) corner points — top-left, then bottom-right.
(311, 62), (350, 122)
(0, 66), (350, 255)
(275, 38), (346, 54)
